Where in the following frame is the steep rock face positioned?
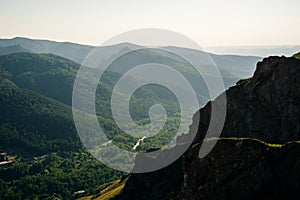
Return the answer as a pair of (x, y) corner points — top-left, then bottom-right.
(178, 140), (300, 199)
(179, 56), (300, 199)
(195, 56), (300, 143)
(114, 55), (300, 199)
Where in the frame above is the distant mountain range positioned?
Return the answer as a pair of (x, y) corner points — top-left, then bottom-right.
(0, 37), (261, 78)
(0, 37), (93, 63)
(0, 44), (32, 55)
(205, 45), (300, 57)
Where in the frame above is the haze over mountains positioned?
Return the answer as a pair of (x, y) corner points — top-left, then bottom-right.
(206, 45), (300, 57)
(0, 37), (261, 78)
(1, 37), (298, 59)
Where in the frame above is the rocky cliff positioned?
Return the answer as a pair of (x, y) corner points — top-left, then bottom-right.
(113, 55), (300, 200)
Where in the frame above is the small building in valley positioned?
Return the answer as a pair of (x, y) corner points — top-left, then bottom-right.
(0, 152), (7, 162)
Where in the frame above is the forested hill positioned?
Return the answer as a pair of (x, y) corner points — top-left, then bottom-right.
(0, 53), (124, 199)
(0, 77), (80, 153)
(0, 52), (183, 152)
(0, 53), (79, 105)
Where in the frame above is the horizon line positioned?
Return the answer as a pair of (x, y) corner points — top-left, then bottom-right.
(1, 36), (300, 49)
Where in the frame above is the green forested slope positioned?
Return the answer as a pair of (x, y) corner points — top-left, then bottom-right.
(0, 53), (182, 199)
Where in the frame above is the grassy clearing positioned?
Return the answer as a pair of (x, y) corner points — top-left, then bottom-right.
(192, 137), (300, 149)
(293, 52), (300, 60)
(79, 178), (127, 200)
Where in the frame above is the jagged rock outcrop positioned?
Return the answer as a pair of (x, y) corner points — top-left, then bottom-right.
(113, 55), (300, 200)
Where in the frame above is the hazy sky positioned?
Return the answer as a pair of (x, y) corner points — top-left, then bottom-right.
(1, 0), (300, 47)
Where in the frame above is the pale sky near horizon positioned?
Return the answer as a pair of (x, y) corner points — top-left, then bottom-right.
(0, 0), (300, 47)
